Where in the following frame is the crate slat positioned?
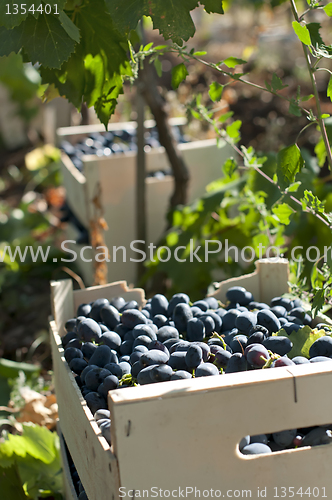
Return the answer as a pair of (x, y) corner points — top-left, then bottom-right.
(109, 362), (332, 496)
(51, 320), (120, 500)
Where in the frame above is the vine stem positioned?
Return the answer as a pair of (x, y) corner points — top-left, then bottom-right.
(289, 0), (332, 171)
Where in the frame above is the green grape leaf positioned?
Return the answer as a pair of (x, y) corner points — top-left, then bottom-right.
(223, 56), (246, 68)
(202, 0), (224, 14)
(315, 136), (327, 167)
(154, 56), (162, 77)
(312, 290), (326, 316)
(301, 94), (314, 102)
(0, 14), (76, 68)
(0, 424), (57, 464)
(302, 190), (325, 213)
(272, 203), (295, 224)
(328, 75), (332, 102)
(58, 11), (80, 43)
(292, 21), (311, 46)
(171, 63), (189, 89)
(40, 0), (131, 125)
(0, 1), (37, 28)
(277, 144), (304, 191)
(0, 464), (27, 499)
(105, 0), (223, 46)
(209, 82), (223, 102)
(226, 120), (241, 140)
(218, 111), (233, 122)
(271, 72), (288, 92)
(222, 157), (237, 177)
(277, 326), (326, 358)
(289, 98), (302, 117)
(323, 3), (332, 16)
(286, 181), (301, 193)
(307, 23), (332, 56)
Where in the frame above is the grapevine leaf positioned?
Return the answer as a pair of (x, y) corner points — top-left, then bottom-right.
(307, 23), (332, 56)
(0, 464), (27, 500)
(301, 190), (325, 213)
(286, 181), (301, 193)
(323, 3), (332, 16)
(289, 98), (302, 117)
(209, 82), (223, 102)
(0, 424), (57, 464)
(271, 73), (288, 92)
(0, 26), (23, 56)
(105, 0), (223, 46)
(58, 11), (80, 43)
(223, 57), (246, 68)
(0, 1), (37, 28)
(277, 325), (326, 358)
(0, 14), (76, 69)
(218, 111), (233, 122)
(312, 290), (326, 316)
(292, 21), (311, 46)
(40, 0), (131, 124)
(315, 136), (327, 167)
(226, 120), (241, 141)
(154, 57), (162, 77)
(202, 0), (224, 14)
(171, 63), (189, 89)
(328, 75), (332, 102)
(222, 157), (237, 177)
(301, 94), (314, 102)
(277, 144), (304, 190)
(272, 203), (294, 224)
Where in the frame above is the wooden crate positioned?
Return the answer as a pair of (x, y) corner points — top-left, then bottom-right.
(58, 424), (79, 500)
(58, 119), (233, 285)
(50, 260), (332, 500)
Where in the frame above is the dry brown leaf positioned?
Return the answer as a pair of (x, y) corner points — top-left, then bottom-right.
(15, 388), (58, 430)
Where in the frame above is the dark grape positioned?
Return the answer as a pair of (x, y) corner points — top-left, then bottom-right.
(272, 429), (297, 447)
(186, 318), (205, 342)
(170, 371), (192, 380)
(225, 353), (247, 373)
(263, 336), (293, 356)
(100, 304), (120, 330)
(241, 443), (272, 455)
(173, 303), (193, 333)
(64, 347), (83, 364)
(157, 325), (180, 343)
(246, 345), (269, 368)
(121, 309), (148, 328)
(69, 358), (88, 375)
(195, 363), (220, 377)
(150, 294), (169, 316)
(257, 310), (281, 334)
(150, 364), (173, 382)
(185, 344), (203, 369)
(77, 318), (102, 342)
(309, 336), (332, 358)
(167, 293), (190, 317)
(140, 350), (169, 367)
(89, 345), (114, 367)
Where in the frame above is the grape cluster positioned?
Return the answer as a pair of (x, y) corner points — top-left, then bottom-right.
(61, 126), (188, 173)
(61, 286), (332, 454)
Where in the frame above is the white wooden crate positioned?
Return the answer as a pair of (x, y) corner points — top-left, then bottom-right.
(58, 119), (233, 286)
(50, 260), (332, 500)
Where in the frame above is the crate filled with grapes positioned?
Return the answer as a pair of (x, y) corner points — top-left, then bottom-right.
(57, 118), (233, 285)
(50, 259), (332, 500)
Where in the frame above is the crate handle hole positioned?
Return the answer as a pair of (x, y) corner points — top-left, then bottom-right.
(239, 424), (332, 456)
